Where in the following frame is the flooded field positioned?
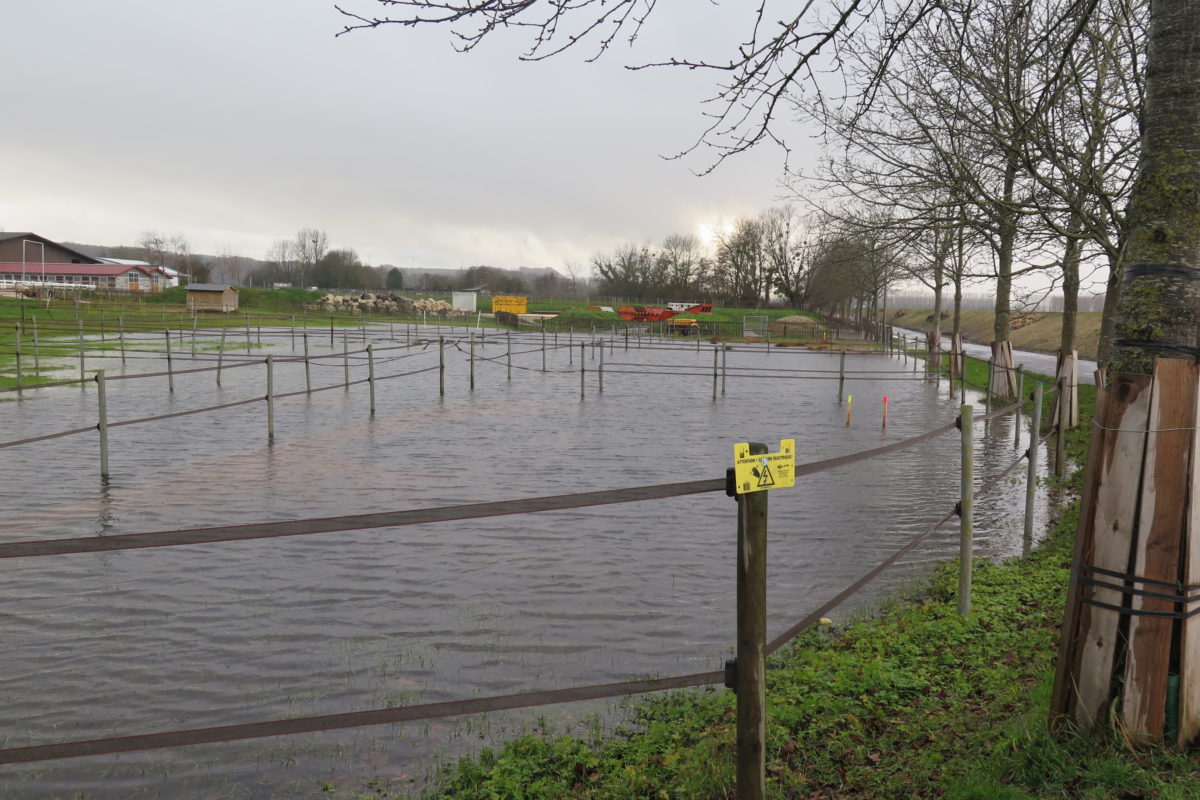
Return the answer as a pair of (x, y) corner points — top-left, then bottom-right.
(0, 326), (1059, 799)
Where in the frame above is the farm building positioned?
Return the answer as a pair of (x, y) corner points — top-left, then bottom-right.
(0, 233), (171, 291)
(186, 284), (239, 312)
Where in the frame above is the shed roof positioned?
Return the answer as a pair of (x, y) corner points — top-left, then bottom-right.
(186, 284), (238, 292)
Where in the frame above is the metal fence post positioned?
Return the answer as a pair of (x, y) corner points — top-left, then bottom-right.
(97, 370), (109, 479)
(722, 345), (727, 395)
(470, 332), (476, 390)
(599, 344), (604, 393)
(579, 342), (586, 399)
(439, 336), (445, 397)
(735, 441), (768, 800)
(343, 331), (350, 389)
(507, 332), (512, 382)
(959, 405), (974, 616)
(1025, 383), (1043, 544)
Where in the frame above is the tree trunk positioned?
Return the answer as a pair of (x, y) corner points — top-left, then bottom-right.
(1111, 0), (1200, 374)
(1096, 253), (1123, 367)
(993, 151), (1019, 342)
(1060, 217), (1083, 355)
(1053, 0), (1200, 745)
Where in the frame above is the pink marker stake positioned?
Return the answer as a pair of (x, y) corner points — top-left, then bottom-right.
(883, 395), (889, 429)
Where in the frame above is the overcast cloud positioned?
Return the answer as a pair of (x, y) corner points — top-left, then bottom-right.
(3, 0), (814, 272)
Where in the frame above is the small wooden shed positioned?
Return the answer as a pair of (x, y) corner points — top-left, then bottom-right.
(186, 284), (239, 313)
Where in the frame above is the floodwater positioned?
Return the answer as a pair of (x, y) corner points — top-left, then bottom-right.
(892, 325), (1099, 383)
(0, 325), (1061, 799)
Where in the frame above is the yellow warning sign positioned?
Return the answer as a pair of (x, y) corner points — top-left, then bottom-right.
(733, 439), (796, 494)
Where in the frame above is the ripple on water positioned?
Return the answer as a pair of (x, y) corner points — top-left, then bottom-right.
(0, 333), (1059, 799)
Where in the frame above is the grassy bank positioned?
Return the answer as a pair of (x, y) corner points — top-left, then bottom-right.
(886, 308), (1101, 362)
(323, 370), (1196, 799)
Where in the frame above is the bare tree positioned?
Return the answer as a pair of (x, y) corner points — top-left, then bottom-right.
(293, 228), (329, 289)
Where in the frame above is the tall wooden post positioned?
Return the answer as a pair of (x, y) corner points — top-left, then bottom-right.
(470, 332), (476, 390)
(439, 336), (445, 397)
(32, 315), (40, 374)
(266, 355), (275, 441)
(722, 345), (727, 395)
(1055, 377), (1067, 478)
(367, 345), (376, 416)
(78, 319), (86, 386)
(343, 331), (350, 389)
(736, 441), (769, 800)
(838, 349), (846, 403)
(97, 370), (109, 480)
(164, 329), (175, 393)
(303, 332), (311, 393)
(959, 405), (974, 616)
(217, 328), (226, 387)
(1015, 366), (1025, 447)
(14, 323), (22, 393)
(1024, 383), (1043, 546)
(713, 347), (719, 401)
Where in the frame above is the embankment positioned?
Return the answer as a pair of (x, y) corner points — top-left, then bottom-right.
(884, 308), (1102, 361)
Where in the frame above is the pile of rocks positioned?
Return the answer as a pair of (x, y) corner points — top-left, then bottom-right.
(306, 292), (410, 314)
(412, 298), (456, 314)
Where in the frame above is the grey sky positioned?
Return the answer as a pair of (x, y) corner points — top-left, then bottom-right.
(4, 0), (808, 272)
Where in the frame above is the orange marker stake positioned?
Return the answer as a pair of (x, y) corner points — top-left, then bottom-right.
(883, 395), (889, 429)
(845, 394), (853, 426)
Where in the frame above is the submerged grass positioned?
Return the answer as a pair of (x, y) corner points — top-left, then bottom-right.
(325, 364), (1198, 799)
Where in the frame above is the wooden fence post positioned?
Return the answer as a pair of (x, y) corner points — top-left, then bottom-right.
(367, 345), (376, 415)
(165, 330), (174, 393)
(838, 349), (846, 403)
(14, 323), (22, 393)
(1015, 366), (1025, 447)
(266, 355), (275, 441)
(1055, 378), (1067, 478)
(303, 331), (311, 393)
(713, 346), (719, 402)
(735, 441), (769, 800)
(217, 328), (226, 387)
(78, 319), (86, 386)
(1024, 382), (1043, 547)
(959, 405), (974, 616)
(722, 345), (727, 395)
(32, 315), (40, 374)
(97, 370), (109, 480)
